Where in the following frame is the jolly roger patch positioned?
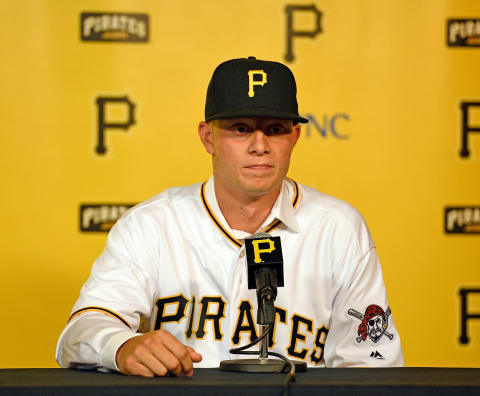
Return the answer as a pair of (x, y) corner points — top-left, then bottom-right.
(348, 304), (394, 344)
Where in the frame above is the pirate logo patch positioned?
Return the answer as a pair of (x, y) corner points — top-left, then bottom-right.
(348, 305), (394, 343)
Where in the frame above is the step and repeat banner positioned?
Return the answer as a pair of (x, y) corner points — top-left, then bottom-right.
(1, 0), (479, 368)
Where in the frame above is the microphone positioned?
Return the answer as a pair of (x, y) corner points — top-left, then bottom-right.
(245, 232), (284, 326)
(219, 232), (306, 375)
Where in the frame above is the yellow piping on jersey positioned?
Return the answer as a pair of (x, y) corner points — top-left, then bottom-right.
(201, 182), (242, 248)
(263, 178), (300, 234)
(68, 306), (132, 329)
(289, 178), (300, 210)
(200, 179), (300, 247)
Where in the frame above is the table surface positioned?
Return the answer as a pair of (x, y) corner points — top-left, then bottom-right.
(0, 367), (479, 396)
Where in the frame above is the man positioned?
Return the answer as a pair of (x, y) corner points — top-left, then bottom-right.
(56, 57), (404, 377)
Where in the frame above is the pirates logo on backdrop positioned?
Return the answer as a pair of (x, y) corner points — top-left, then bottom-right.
(459, 288), (480, 345)
(284, 4), (351, 141)
(284, 4), (322, 63)
(81, 12), (149, 42)
(95, 96), (136, 155)
(458, 101), (480, 160)
(445, 206), (480, 234)
(78, 11), (145, 233)
(446, 18), (480, 160)
(447, 19), (480, 47)
(80, 204), (136, 233)
(446, 19), (480, 349)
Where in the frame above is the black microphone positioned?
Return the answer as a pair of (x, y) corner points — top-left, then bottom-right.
(245, 232), (284, 325)
(220, 232), (306, 376)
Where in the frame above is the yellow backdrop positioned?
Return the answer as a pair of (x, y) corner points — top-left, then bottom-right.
(1, 0), (479, 368)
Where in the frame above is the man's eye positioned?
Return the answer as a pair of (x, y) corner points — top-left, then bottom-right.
(267, 126), (289, 135)
(232, 125), (250, 133)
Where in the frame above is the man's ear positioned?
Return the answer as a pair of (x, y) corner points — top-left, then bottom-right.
(292, 123), (301, 147)
(198, 121), (214, 155)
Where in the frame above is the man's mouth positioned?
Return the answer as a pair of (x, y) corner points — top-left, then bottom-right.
(245, 164), (273, 169)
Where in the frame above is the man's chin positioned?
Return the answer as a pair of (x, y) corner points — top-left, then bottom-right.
(241, 178), (280, 196)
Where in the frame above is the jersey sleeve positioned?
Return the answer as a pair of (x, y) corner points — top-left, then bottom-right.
(56, 212), (158, 371)
(324, 245), (404, 367)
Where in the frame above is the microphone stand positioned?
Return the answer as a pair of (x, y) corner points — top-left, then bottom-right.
(259, 324), (269, 360)
(219, 270), (306, 373)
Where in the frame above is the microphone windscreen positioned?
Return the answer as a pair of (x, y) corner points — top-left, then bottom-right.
(247, 231), (272, 239)
(244, 234), (284, 290)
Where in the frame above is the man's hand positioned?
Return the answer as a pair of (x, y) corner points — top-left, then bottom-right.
(116, 330), (203, 377)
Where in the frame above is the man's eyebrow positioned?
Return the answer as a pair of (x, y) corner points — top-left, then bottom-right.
(225, 121), (253, 128)
(266, 122), (292, 128)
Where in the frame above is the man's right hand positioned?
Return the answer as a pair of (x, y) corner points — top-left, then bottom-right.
(116, 330), (203, 377)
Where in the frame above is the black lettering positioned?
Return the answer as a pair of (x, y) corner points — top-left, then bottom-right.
(310, 326), (329, 364)
(95, 96), (136, 155)
(287, 314), (313, 359)
(232, 300), (258, 345)
(185, 296), (196, 339)
(194, 296), (225, 340)
(459, 288), (480, 344)
(459, 102), (480, 158)
(154, 294), (188, 330)
(284, 4), (322, 62)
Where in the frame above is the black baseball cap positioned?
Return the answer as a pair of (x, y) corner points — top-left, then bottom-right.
(205, 57), (308, 124)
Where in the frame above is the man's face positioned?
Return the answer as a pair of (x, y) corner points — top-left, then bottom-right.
(199, 117), (301, 198)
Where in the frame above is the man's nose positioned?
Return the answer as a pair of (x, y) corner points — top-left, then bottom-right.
(248, 130), (269, 155)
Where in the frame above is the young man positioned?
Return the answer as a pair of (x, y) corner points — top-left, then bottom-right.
(56, 57), (404, 377)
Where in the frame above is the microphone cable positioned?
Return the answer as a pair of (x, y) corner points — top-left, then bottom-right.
(229, 324), (296, 396)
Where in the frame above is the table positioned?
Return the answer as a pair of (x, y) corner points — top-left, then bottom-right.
(0, 368), (479, 395)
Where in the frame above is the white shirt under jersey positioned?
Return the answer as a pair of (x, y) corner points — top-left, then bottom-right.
(56, 176), (404, 370)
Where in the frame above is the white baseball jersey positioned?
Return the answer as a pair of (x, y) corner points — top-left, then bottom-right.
(56, 176), (404, 370)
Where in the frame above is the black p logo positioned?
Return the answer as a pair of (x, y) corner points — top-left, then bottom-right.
(459, 288), (480, 344)
(459, 101), (480, 159)
(284, 4), (323, 62)
(95, 96), (136, 155)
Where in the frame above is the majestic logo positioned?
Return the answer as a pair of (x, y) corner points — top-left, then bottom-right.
(459, 102), (480, 159)
(445, 207), (480, 234)
(284, 4), (323, 62)
(447, 19), (480, 47)
(370, 351), (384, 359)
(348, 305), (394, 343)
(80, 204), (135, 232)
(81, 12), (149, 42)
(247, 70), (267, 98)
(95, 96), (136, 155)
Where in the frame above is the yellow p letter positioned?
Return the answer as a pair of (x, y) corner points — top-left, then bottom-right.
(252, 238), (275, 263)
(248, 70), (268, 97)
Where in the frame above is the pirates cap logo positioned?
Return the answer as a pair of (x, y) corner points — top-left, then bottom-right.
(348, 305), (394, 343)
(248, 70), (267, 97)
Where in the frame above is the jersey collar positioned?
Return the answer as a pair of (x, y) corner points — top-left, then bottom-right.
(200, 175), (300, 248)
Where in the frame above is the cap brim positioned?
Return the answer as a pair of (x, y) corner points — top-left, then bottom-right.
(206, 107), (308, 124)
